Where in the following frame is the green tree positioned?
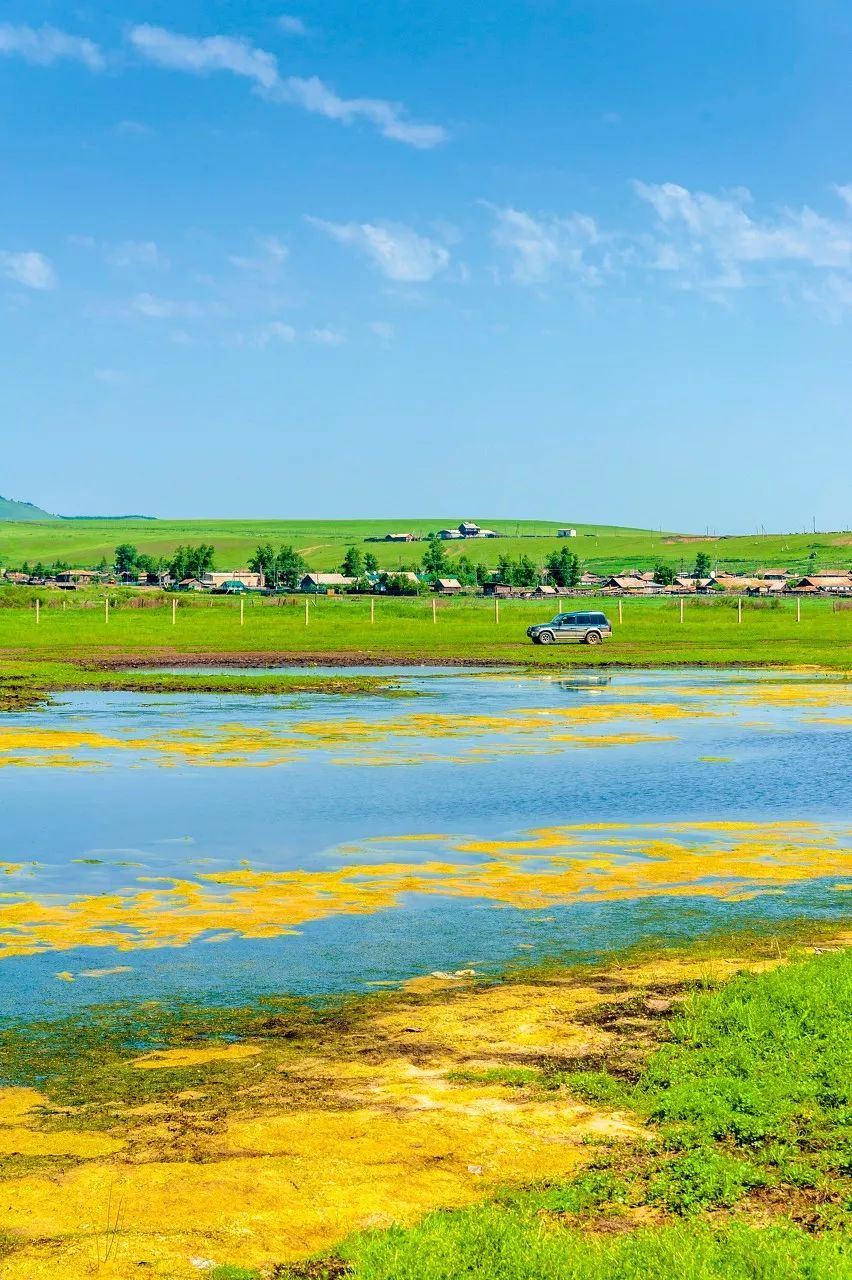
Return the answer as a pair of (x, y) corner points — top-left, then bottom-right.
(654, 561), (677, 586)
(454, 555), (478, 586)
(546, 547), (581, 587)
(421, 533), (449, 582)
(694, 551), (712, 579)
(341, 546), (364, 577)
(363, 552), (379, 573)
(275, 545), (306, 590)
(475, 562), (491, 586)
(249, 543), (276, 584)
(114, 543), (138, 575)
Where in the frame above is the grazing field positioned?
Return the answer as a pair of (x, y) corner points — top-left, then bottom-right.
(0, 592), (850, 678)
(1, 516), (851, 576)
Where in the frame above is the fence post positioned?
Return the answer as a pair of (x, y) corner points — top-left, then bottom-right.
(35, 598), (40, 625)
(797, 596), (801, 623)
(432, 597), (437, 624)
(680, 598), (684, 624)
(105, 596), (109, 625)
(495, 595), (500, 624)
(371, 596), (375, 625)
(738, 597), (742, 625)
(172, 597), (177, 626)
(240, 597), (244, 626)
(618, 599), (623, 625)
(305, 597), (310, 626)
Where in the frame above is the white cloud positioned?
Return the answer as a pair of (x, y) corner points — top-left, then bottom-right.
(369, 320), (395, 344)
(0, 23), (104, 70)
(112, 119), (153, 137)
(128, 25), (446, 147)
(0, 250), (57, 290)
(633, 181), (852, 284)
(105, 240), (167, 270)
(257, 320), (296, 344)
(490, 207), (603, 285)
(228, 235), (289, 272)
(488, 183), (852, 312)
(131, 292), (207, 319)
(277, 15), (311, 37)
(308, 218), (451, 281)
(310, 326), (345, 345)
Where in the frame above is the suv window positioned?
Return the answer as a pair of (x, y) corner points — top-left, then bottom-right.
(563, 615), (577, 625)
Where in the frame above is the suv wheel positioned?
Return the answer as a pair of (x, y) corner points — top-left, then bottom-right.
(538, 630), (555, 645)
(584, 630), (602, 645)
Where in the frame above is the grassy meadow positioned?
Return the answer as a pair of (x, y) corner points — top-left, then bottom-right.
(1, 590), (850, 675)
(1, 516), (851, 576)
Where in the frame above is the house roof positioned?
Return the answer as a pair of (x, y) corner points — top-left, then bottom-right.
(437, 577), (462, 588)
(302, 573), (355, 586)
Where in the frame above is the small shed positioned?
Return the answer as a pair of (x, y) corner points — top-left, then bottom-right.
(437, 577), (462, 594)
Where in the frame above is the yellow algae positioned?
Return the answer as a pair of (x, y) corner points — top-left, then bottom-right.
(0, 939), (845, 1279)
(0, 1087), (48, 1125)
(699, 756), (734, 763)
(132, 1043), (262, 1070)
(0, 1126), (124, 1158)
(0, 862), (24, 875)
(0, 702), (713, 771)
(0, 821), (848, 959)
(79, 965), (133, 978)
(54, 971), (75, 982)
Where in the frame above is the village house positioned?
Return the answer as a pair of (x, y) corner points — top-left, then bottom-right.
(602, 576), (664, 594)
(383, 532), (415, 543)
(790, 573), (852, 594)
(438, 522), (500, 540)
(558, 528), (577, 538)
(201, 571), (264, 590)
(437, 577), (463, 594)
(55, 569), (104, 587)
(299, 572), (356, 594)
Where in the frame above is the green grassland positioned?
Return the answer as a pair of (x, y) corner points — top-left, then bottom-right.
(1, 591), (850, 674)
(1, 516), (851, 576)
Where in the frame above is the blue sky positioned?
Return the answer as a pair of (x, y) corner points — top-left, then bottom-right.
(1, 1), (851, 530)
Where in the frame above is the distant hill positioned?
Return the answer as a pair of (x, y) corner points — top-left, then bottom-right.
(0, 495), (58, 522)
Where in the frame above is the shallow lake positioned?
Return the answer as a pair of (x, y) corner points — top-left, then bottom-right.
(0, 668), (849, 1023)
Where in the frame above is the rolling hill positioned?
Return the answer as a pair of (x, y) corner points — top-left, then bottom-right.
(0, 495), (58, 522)
(0, 516), (849, 577)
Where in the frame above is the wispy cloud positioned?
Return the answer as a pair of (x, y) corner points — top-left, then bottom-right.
(112, 119), (154, 137)
(131, 292), (213, 320)
(633, 181), (852, 295)
(128, 25), (446, 148)
(277, 15), (312, 37)
(228, 235), (289, 274)
(490, 207), (605, 286)
(310, 326), (345, 345)
(254, 320), (297, 345)
(308, 218), (451, 281)
(0, 250), (57, 289)
(487, 183), (852, 313)
(0, 23), (104, 70)
(105, 240), (167, 270)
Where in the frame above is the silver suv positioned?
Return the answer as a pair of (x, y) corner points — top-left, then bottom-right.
(527, 610), (612, 645)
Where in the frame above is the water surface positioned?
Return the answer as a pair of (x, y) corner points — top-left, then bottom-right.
(0, 668), (848, 1022)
